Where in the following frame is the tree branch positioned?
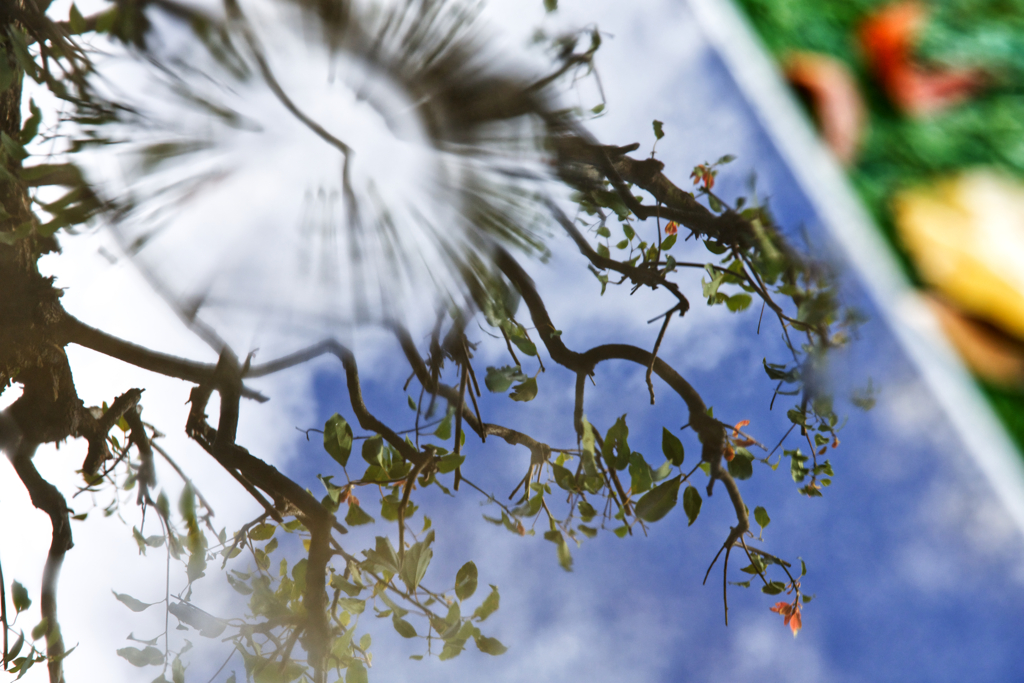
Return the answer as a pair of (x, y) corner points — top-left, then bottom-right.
(9, 440), (72, 683)
(58, 315), (267, 401)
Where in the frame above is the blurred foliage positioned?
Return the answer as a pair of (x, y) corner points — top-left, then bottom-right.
(736, 0), (1024, 453)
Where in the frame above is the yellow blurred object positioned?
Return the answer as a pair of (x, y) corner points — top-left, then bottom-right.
(893, 171), (1024, 342)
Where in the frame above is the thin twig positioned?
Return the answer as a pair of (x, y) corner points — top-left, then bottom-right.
(646, 307), (676, 404)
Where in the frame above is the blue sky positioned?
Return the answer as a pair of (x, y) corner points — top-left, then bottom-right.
(4, 1), (1024, 682)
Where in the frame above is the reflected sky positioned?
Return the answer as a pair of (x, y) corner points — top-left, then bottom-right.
(6, 1), (1024, 682)
(284, 2), (1024, 681)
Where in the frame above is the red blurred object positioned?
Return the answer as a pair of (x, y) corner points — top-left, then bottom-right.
(784, 52), (866, 164)
(859, 1), (985, 115)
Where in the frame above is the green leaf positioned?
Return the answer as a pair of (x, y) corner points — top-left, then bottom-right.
(345, 504), (375, 527)
(661, 234), (677, 251)
(763, 358), (800, 383)
(11, 581), (31, 612)
(455, 562), (478, 601)
(728, 448), (754, 480)
(172, 656), (185, 683)
(577, 500), (597, 522)
(472, 585), (500, 621)
(330, 574), (362, 597)
(591, 103), (605, 114)
(20, 100), (41, 145)
(702, 266), (726, 303)
(551, 463), (576, 491)
(400, 532), (434, 591)
(248, 523), (275, 541)
(596, 226), (611, 238)
(754, 506), (770, 529)
(393, 615), (417, 638)
(439, 639), (467, 661)
(662, 428), (684, 466)
(377, 592), (407, 618)
(556, 536), (572, 571)
(578, 524), (598, 538)
(634, 475), (682, 522)
(704, 239), (728, 255)
(226, 572), (252, 595)
(117, 646), (164, 667)
(474, 635), (508, 655)
(168, 602), (226, 638)
(715, 154), (736, 165)
(7, 628), (24, 661)
(726, 293), (753, 312)
(484, 365), (526, 393)
(708, 194), (723, 213)
(510, 334), (537, 357)
(628, 453), (653, 495)
(761, 581), (787, 595)
(31, 618), (48, 640)
(346, 660), (368, 683)
(544, 530), (573, 571)
(337, 598), (365, 615)
(361, 435), (384, 466)
(113, 591), (156, 613)
(444, 601), (462, 631)
(69, 4), (87, 33)
(651, 460), (673, 482)
(435, 412), (452, 440)
(399, 544), (432, 593)
(388, 458), (412, 481)
(512, 493), (544, 518)
(323, 414), (353, 467)
(436, 454), (465, 474)
(653, 120), (665, 140)
(682, 485), (702, 526)
(579, 474), (604, 495)
(601, 415), (630, 470)
(544, 0), (558, 12)
(787, 408), (807, 427)
(509, 377), (538, 402)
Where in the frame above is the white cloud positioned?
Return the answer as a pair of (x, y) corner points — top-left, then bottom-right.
(705, 617), (830, 683)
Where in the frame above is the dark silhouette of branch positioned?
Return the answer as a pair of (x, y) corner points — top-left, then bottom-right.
(9, 440), (72, 683)
(58, 315), (267, 401)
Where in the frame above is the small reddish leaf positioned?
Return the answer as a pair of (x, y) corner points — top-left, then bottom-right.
(787, 607), (803, 637)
